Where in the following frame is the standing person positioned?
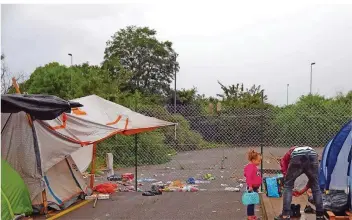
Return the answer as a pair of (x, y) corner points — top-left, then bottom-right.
(244, 149), (262, 220)
(275, 146), (324, 220)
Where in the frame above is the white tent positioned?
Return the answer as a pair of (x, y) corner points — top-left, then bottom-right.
(1, 94), (175, 212)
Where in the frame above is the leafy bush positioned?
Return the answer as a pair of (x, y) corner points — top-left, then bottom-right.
(138, 105), (209, 151)
(97, 130), (175, 167)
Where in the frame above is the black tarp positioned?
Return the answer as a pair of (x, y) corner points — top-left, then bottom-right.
(1, 94), (82, 120)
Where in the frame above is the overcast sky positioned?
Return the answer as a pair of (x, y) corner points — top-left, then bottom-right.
(1, 3), (352, 105)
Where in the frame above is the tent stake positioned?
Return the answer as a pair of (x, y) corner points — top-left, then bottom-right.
(134, 134), (138, 191)
(90, 143), (97, 189)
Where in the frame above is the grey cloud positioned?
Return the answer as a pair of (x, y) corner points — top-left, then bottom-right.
(1, 3), (352, 106)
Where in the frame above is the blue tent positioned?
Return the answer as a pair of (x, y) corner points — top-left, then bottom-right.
(319, 120), (352, 209)
(348, 145), (352, 210)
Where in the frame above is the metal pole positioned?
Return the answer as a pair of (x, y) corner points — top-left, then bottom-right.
(174, 55), (177, 140)
(310, 62), (315, 95)
(68, 53), (73, 98)
(310, 65), (312, 95)
(134, 134), (138, 191)
(134, 95), (138, 191)
(174, 67), (177, 113)
(260, 90), (264, 191)
(286, 84), (289, 105)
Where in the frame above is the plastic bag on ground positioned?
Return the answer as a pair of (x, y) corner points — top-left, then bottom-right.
(94, 183), (118, 194)
(322, 190), (348, 213)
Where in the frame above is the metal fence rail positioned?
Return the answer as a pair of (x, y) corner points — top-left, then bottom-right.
(96, 103), (351, 190)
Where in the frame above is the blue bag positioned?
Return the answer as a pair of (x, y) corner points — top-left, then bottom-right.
(265, 177), (280, 198)
(242, 190), (260, 206)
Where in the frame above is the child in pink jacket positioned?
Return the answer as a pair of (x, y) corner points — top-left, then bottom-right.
(244, 149), (262, 220)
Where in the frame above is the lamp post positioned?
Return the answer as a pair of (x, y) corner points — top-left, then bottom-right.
(310, 62), (315, 95)
(174, 54), (178, 114)
(286, 84), (289, 105)
(68, 53), (73, 97)
(68, 53), (73, 66)
(174, 54), (178, 140)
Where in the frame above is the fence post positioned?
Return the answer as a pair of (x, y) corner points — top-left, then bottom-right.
(134, 94), (138, 191)
(260, 91), (264, 192)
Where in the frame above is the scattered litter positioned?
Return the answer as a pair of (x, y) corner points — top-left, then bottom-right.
(187, 177), (196, 184)
(220, 170), (224, 173)
(221, 176), (224, 178)
(195, 180), (211, 184)
(122, 173), (134, 181)
(107, 174), (122, 181)
(236, 209), (241, 212)
(235, 184), (244, 188)
(199, 189), (207, 191)
(182, 185), (199, 192)
(171, 167), (176, 170)
(221, 184), (228, 187)
(152, 181), (164, 185)
(212, 211), (217, 213)
(85, 194), (110, 200)
(105, 213), (110, 217)
(225, 187), (240, 192)
(203, 174), (215, 180)
(161, 174), (165, 176)
(238, 178), (246, 183)
(170, 180), (184, 188)
(142, 191), (155, 196)
(137, 178), (157, 183)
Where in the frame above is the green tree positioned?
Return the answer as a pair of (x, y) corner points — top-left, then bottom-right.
(103, 26), (179, 96)
(271, 93), (352, 147)
(216, 81), (268, 108)
(21, 62), (127, 102)
(1, 53), (25, 94)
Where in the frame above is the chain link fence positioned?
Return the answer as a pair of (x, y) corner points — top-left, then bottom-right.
(96, 103), (352, 190)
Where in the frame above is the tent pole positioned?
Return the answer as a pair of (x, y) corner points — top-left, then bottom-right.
(134, 134), (138, 191)
(42, 191), (48, 215)
(90, 143), (97, 189)
(12, 77), (21, 94)
(12, 78), (48, 213)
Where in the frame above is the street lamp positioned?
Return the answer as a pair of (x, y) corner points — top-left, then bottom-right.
(173, 54), (178, 141)
(310, 62), (315, 95)
(68, 53), (73, 66)
(174, 54), (178, 114)
(286, 84), (289, 105)
(68, 53), (73, 97)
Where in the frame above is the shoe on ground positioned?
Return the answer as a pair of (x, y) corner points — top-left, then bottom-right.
(142, 191), (155, 196)
(293, 204), (301, 218)
(316, 211), (324, 220)
(304, 205), (315, 214)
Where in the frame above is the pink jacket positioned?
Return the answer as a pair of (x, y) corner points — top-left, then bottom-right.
(244, 163), (262, 187)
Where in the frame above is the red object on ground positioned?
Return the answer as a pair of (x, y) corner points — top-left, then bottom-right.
(122, 173), (134, 181)
(94, 183), (118, 194)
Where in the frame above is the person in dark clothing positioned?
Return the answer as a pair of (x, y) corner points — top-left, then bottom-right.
(275, 146), (324, 220)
